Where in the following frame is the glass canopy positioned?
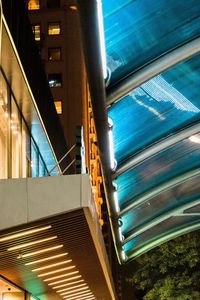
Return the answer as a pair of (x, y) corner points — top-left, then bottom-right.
(103, 0), (200, 86)
(108, 54), (200, 165)
(101, 0), (200, 263)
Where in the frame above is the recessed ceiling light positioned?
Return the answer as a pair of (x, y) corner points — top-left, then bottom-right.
(60, 287), (90, 296)
(25, 253), (68, 265)
(8, 236), (57, 251)
(47, 274), (81, 284)
(52, 279), (84, 289)
(57, 283), (87, 293)
(38, 266), (76, 277)
(17, 245), (63, 258)
(32, 260), (72, 272)
(62, 291), (93, 299)
(0, 226), (51, 242)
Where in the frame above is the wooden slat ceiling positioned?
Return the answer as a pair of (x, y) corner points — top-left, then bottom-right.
(0, 209), (112, 300)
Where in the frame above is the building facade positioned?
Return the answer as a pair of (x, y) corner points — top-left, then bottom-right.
(0, 0), (116, 299)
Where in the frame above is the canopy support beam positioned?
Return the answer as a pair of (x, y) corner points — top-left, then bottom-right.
(107, 36), (200, 106)
(118, 168), (200, 217)
(114, 123), (200, 178)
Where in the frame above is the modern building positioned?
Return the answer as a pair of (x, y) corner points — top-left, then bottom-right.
(25, 1), (121, 294)
(0, 0), (116, 299)
(78, 0), (200, 265)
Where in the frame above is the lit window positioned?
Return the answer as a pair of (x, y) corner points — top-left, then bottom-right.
(32, 24), (40, 41)
(47, 0), (60, 8)
(48, 48), (61, 61)
(28, 0), (40, 10)
(48, 23), (61, 35)
(48, 74), (62, 87)
(54, 100), (62, 114)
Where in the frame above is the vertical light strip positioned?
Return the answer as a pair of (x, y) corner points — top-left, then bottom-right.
(97, 0), (107, 79)
(108, 118), (116, 170)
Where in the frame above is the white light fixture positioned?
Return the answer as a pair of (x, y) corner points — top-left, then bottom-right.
(121, 250), (127, 261)
(52, 279), (84, 289)
(60, 286), (89, 295)
(108, 118), (117, 171)
(8, 236), (57, 251)
(63, 291), (93, 299)
(114, 191), (120, 213)
(189, 134), (200, 144)
(118, 227), (124, 242)
(25, 253), (68, 265)
(56, 283), (87, 293)
(68, 296), (95, 300)
(0, 226), (47, 241)
(44, 271), (79, 283)
(17, 245), (63, 258)
(32, 260), (72, 272)
(97, 0), (107, 79)
(38, 266), (76, 277)
(61, 289), (91, 297)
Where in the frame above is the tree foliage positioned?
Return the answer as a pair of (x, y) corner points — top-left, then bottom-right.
(127, 231), (200, 299)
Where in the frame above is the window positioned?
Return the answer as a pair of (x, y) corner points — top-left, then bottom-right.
(32, 24), (40, 41)
(48, 48), (61, 61)
(48, 22), (61, 35)
(48, 74), (62, 87)
(28, 0), (40, 10)
(47, 0), (60, 8)
(54, 100), (62, 114)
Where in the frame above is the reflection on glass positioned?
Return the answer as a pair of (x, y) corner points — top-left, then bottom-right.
(31, 140), (39, 177)
(22, 121), (31, 178)
(11, 99), (21, 178)
(48, 74), (62, 87)
(48, 48), (61, 61)
(0, 73), (8, 179)
(108, 55), (200, 163)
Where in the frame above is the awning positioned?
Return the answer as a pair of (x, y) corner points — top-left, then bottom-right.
(76, 0), (200, 264)
(103, 0), (200, 263)
(0, 175), (115, 300)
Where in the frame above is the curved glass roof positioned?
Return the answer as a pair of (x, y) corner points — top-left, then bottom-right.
(102, 0), (200, 263)
(103, 0), (200, 86)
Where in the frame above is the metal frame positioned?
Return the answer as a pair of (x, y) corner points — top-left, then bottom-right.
(77, 1), (200, 264)
(106, 36), (200, 106)
(122, 198), (200, 245)
(114, 123), (200, 178)
(119, 168), (200, 216)
(127, 222), (200, 260)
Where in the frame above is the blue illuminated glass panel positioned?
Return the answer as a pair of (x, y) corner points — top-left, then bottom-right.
(103, 0), (200, 85)
(115, 138), (200, 210)
(121, 174), (200, 237)
(108, 54), (200, 164)
(123, 216), (200, 257)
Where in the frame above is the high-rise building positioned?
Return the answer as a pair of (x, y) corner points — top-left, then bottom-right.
(25, 0), (119, 282)
(0, 0), (116, 299)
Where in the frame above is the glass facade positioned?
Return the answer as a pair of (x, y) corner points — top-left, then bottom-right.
(0, 71), (48, 178)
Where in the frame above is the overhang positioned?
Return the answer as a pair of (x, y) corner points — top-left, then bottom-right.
(77, 0), (200, 264)
(0, 175), (115, 300)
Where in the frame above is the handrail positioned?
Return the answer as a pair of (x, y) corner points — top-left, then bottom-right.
(47, 144), (76, 176)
